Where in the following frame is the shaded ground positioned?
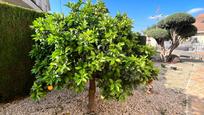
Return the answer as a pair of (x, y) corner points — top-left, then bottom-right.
(0, 56), (203, 115)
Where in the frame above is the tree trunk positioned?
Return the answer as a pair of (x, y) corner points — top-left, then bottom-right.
(168, 42), (179, 56)
(88, 76), (96, 113)
(159, 40), (166, 62)
(157, 31), (181, 62)
(165, 38), (180, 62)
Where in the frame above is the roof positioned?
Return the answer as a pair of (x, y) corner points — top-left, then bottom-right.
(194, 14), (204, 32)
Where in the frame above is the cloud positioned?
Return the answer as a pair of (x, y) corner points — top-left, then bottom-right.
(148, 14), (168, 20)
(187, 8), (204, 14)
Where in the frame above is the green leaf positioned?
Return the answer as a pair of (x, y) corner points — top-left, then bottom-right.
(116, 58), (121, 62)
(52, 49), (61, 59)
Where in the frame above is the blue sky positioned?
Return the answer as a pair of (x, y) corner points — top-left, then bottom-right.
(50, 0), (204, 32)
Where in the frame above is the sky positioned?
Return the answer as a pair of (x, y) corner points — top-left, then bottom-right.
(50, 0), (204, 32)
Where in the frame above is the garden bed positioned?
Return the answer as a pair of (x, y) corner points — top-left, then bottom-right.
(0, 64), (186, 115)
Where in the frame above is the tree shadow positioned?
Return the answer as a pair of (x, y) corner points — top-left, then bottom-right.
(180, 58), (203, 63)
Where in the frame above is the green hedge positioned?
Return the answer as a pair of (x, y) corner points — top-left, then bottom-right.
(0, 3), (44, 101)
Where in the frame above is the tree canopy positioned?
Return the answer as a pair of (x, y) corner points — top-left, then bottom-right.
(30, 0), (158, 104)
(158, 13), (195, 29)
(145, 28), (170, 40)
(158, 13), (197, 38)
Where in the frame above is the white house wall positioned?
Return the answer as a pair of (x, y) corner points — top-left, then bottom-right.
(146, 37), (158, 47)
(194, 34), (204, 44)
(0, 0), (50, 11)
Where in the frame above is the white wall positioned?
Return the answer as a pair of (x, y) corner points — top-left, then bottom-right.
(33, 0), (50, 11)
(194, 33), (204, 44)
(146, 37), (158, 47)
(0, 0), (50, 11)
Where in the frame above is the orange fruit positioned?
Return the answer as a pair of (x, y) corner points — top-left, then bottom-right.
(47, 85), (53, 91)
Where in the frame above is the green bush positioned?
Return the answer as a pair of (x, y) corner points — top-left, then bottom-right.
(30, 0), (158, 112)
(0, 3), (44, 101)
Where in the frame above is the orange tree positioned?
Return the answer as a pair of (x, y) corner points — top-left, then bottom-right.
(30, 0), (158, 113)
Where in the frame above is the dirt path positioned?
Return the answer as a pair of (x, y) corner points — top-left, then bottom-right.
(163, 61), (204, 115)
(186, 63), (204, 115)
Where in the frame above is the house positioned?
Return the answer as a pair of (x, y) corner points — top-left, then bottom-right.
(0, 0), (50, 11)
(193, 14), (204, 44)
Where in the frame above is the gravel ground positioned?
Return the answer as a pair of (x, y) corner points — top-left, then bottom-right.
(0, 64), (187, 115)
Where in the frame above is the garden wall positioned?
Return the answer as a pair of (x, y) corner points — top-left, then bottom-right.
(0, 2), (44, 101)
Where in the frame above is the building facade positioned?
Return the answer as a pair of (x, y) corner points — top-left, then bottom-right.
(0, 0), (50, 11)
(193, 14), (204, 44)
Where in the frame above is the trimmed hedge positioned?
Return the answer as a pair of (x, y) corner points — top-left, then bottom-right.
(0, 3), (44, 101)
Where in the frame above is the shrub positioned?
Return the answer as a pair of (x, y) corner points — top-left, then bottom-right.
(30, 0), (158, 112)
(0, 3), (44, 101)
